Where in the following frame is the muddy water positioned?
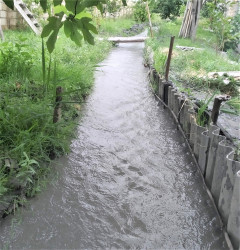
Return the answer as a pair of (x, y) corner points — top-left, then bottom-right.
(0, 42), (227, 249)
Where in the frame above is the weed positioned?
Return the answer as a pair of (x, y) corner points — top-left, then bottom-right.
(196, 93), (215, 126)
(153, 49), (167, 75)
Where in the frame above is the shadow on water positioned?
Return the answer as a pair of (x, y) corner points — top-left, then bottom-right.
(0, 42), (228, 249)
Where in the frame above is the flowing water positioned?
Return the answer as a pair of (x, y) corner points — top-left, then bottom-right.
(0, 41), (227, 249)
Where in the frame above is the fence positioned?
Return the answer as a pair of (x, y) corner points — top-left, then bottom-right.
(149, 68), (240, 250)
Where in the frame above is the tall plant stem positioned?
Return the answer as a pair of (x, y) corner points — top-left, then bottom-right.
(42, 38), (46, 89)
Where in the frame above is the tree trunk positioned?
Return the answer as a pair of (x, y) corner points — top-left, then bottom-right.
(179, 0), (204, 40)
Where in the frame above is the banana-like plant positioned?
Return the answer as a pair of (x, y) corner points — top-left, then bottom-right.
(3, 0), (127, 53)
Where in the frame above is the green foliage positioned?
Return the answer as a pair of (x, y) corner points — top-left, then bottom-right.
(0, 29), (112, 203)
(133, 0), (148, 23)
(103, 0), (121, 15)
(153, 49), (167, 75)
(225, 97), (240, 114)
(16, 152), (38, 187)
(0, 37), (34, 80)
(206, 0), (240, 51)
(224, 14), (240, 51)
(97, 17), (137, 37)
(150, 0), (184, 20)
(196, 93), (215, 126)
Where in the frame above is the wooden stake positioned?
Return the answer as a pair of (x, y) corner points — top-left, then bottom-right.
(53, 86), (63, 123)
(211, 95), (230, 124)
(165, 36), (175, 82)
(146, 1), (153, 38)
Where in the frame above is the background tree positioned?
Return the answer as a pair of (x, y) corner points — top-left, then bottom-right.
(103, 0), (121, 17)
(133, 0), (148, 22)
(206, 0), (240, 51)
(150, 0), (184, 20)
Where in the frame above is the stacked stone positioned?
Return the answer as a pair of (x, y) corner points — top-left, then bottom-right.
(0, 0), (23, 30)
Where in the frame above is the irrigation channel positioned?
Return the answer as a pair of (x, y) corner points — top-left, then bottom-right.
(0, 39), (229, 249)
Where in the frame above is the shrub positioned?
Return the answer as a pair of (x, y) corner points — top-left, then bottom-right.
(151, 0), (184, 20)
(133, 0), (148, 23)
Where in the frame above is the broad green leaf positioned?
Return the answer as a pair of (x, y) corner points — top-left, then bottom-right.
(85, 23), (98, 34)
(64, 20), (73, 38)
(80, 17), (92, 23)
(70, 24), (83, 46)
(41, 17), (59, 38)
(41, 25), (53, 38)
(2, 0), (14, 10)
(54, 5), (71, 15)
(82, 29), (94, 45)
(75, 12), (92, 20)
(40, 0), (47, 12)
(46, 30), (59, 54)
(65, 0), (79, 13)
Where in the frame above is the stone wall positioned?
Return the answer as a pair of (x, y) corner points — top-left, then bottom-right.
(0, 0), (23, 30)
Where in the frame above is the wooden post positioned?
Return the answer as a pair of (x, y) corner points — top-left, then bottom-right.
(211, 95), (230, 124)
(0, 25), (4, 41)
(163, 81), (173, 105)
(53, 86), (63, 123)
(165, 36), (175, 82)
(146, 0), (153, 38)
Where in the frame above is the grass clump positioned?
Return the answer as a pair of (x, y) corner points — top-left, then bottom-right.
(96, 16), (143, 37)
(0, 28), (112, 204)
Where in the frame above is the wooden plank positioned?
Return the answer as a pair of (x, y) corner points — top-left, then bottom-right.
(107, 37), (148, 43)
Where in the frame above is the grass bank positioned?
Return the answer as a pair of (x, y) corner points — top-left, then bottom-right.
(0, 16), (137, 212)
(146, 15), (240, 113)
(96, 17), (145, 37)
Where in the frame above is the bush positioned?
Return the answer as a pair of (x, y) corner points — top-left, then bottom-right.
(133, 0), (147, 23)
(206, 1), (240, 51)
(103, 0), (121, 16)
(151, 0), (184, 20)
(224, 14), (240, 52)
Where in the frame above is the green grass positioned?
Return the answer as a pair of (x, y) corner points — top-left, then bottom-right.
(96, 16), (139, 37)
(146, 15), (240, 111)
(0, 26), (112, 202)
